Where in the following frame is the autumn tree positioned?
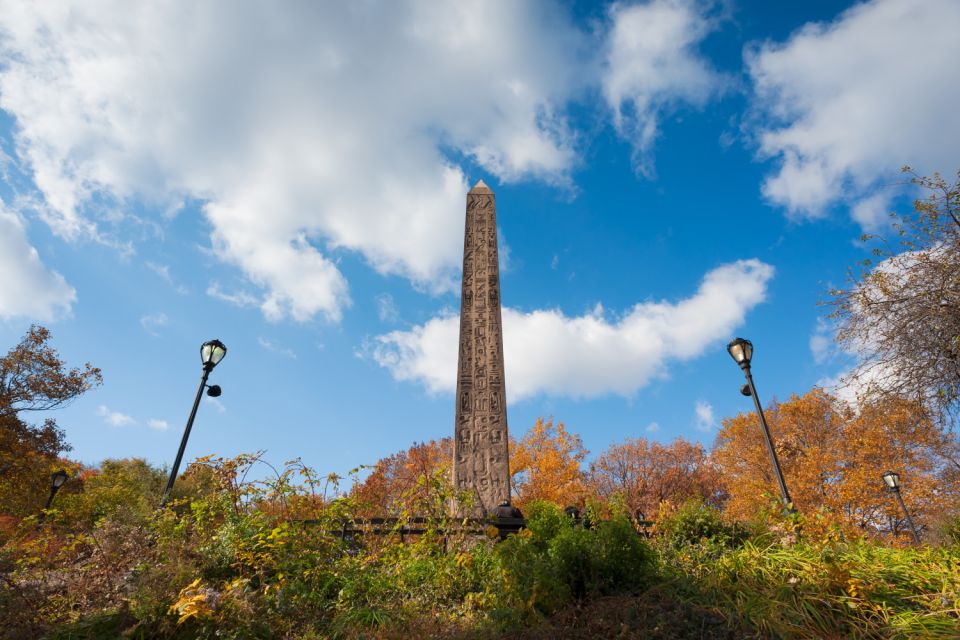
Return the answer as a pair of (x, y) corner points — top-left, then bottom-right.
(56, 458), (166, 527)
(350, 438), (453, 516)
(509, 417), (588, 509)
(829, 168), (960, 427)
(713, 388), (955, 540)
(588, 436), (725, 517)
(0, 326), (102, 517)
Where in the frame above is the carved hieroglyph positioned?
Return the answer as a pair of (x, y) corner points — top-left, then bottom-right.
(453, 180), (511, 515)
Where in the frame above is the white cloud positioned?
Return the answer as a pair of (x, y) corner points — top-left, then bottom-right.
(145, 262), (188, 295)
(816, 367), (891, 409)
(850, 192), (893, 231)
(206, 281), (259, 309)
(694, 399), (715, 432)
(375, 293), (400, 324)
(147, 419), (169, 431)
(748, 0), (960, 221)
(204, 396), (227, 414)
(0, 202), (75, 320)
(140, 312), (169, 336)
(809, 317), (833, 365)
(645, 422), (661, 433)
(258, 336), (297, 359)
(497, 228), (514, 274)
(97, 405), (136, 427)
(0, 1), (586, 321)
(368, 259), (774, 400)
(603, 0), (722, 175)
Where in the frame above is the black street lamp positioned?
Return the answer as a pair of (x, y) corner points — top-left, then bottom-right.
(727, 337), (796, 514)
(161, 339), (227, 505)
(883, 471), (921, 543)
(40, 469), (69, 519)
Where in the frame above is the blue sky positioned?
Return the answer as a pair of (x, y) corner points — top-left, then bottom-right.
(1, 0), (957, 479)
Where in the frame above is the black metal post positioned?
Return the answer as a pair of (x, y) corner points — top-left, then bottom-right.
(43, 486), (58, 511)
(743, 367), (795, 514)
(893, 488), (921, 544)
(161, 366), (211, 505)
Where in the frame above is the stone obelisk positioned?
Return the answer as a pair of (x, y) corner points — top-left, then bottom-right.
(453, 180), (511, 515)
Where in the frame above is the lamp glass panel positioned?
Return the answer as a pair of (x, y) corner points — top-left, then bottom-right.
(51, 471), (67, 488)
(201, 343), (213, 365)
(209, 344), (226, 365)
(728, 338), (752, 364)
(728, 342), (743, 362)
(883, 471), (900, 489)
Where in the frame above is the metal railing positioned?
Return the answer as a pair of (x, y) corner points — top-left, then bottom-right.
(297, 516), (655, 540)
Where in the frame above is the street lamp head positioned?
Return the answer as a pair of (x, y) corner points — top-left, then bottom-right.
(50, 469), (68, 489)
(200, 339), (227, 370)
(727, 337), (753, 369)
(883, 470), (901, 490)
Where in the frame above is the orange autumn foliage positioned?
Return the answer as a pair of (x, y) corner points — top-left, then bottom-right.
(350, 438), (452, 516)
(509, 417), (587, 509)
(1, 325), (101, 518)
(713, 388), (956, 541)
(588, 436), (725, 517)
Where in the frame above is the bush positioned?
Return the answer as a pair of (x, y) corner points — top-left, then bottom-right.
(56, 458), (165, 528)
(656, 499), (747, 550)
(494, 501), (655, 621)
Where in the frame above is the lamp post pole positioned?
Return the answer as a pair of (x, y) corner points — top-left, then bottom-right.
(743, 367), (794, 512)
(161, 339), (226, 506)
(728, 338), (795, 514)
(883, 471), (921, 544)
(894, 490), (921, 544)
(162, 366), (211, 505)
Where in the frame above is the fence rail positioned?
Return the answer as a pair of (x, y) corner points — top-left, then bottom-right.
(296, 516), (655, 539)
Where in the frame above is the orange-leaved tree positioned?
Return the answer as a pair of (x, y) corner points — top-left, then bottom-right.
(0, 326), (101, 518)
(589, 436), (725, 517)
(713, 387), (954, 541)
(509, 417), (587, 509)
(349, 438), (452, 517)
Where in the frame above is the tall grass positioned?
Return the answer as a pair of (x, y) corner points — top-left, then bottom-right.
(661, 539), (960, 638)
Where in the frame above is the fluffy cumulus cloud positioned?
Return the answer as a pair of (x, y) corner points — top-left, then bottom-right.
(603, 0), (722, 174)
(0, 203), (75, 320)
(0, 0), (585, 321)
(809, 317), (833, 365)
(693, 399), (715, 431)
(97, 405), (136, 427)
(748, 0), (960, 225)
(369, 259), (773, 400)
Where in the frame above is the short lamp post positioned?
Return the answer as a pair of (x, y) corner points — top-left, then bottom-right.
(727, 337), (796, 514)
(883, 471), (921, 543)
(161, 339), (227, 506)
(40, 469), (69, 520)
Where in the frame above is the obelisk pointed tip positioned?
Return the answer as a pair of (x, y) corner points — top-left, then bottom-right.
(469, 179), (493, 194)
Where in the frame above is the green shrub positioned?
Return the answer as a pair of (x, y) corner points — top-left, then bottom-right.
(657, 499), (747, 550)
(56, 458), (165, 529)
(493, 501), (655, 622)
